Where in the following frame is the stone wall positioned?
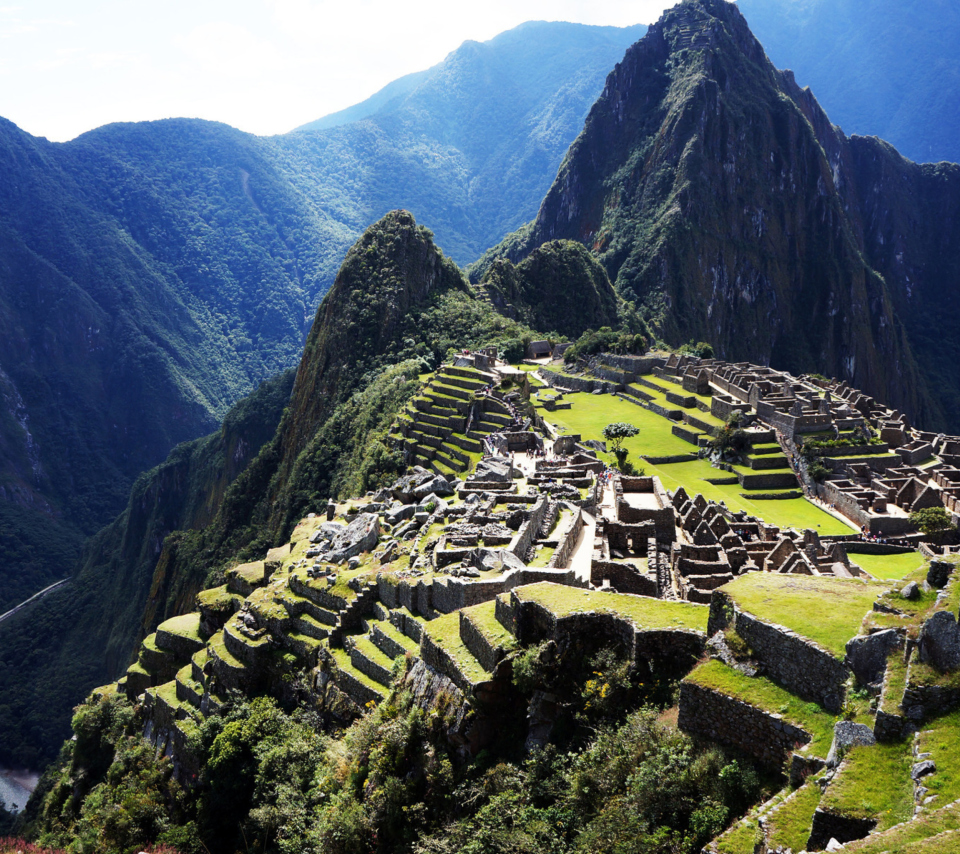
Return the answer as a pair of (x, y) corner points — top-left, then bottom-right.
(738, 471), (799, 490)
(708, 592), (850, 712)
(590, 560), (658, 596)
(602, 354), (667, 375)
(807, 806), (876, 850)
(671, 424), (702, 445)
(539, 368), (618, 394)
(511, 595), (704, 674)
(511, 494), (550, 559)
(549, 508), (585, 569)
(677, 681), (812, 770)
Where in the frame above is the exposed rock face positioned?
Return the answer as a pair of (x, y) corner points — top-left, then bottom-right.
(826, 721), (876, 767)
(845, 629), (901, 688)
(474, 458), (513, 483)
(928, 559), (954, 589)
(327, 513), (381, 563)
(483, 0), (960, 428)
(917, 611), (960, 671)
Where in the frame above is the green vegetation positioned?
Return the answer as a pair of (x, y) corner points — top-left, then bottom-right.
(479, 241), (622, 339)
(720, 574), (886, 658)
(844, 802), (960, 853)
(0, 370), (294, 769)
(852, 551), (927, 581)
(819, 741), (914, 831)
(515, 582), (708, 633)
(917, 710), (960, 804)
(910, 507), (956, 537)
(687, 660), (837, 756)
(562, 325), (650, 363)
(766, 779), (824, 852)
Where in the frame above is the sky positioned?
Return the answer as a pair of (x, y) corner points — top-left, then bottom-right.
(0, 0), (676, 143)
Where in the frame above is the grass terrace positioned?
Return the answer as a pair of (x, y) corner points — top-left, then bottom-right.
(715, 818), (764, 854)
(917, 710), (960, 805)
(720, 574), (887, 658)
(463, 600), (517, 653)
(881, 650), (909, 714)
(852, 551), (927, 581)
(845, 802), (960, 853)
(766, 779), (825, 853)
(819, 741), (914, 832)
(513, 582), (708, 633)
(687, 660), (837, 756)
(422, 611), (489, 685)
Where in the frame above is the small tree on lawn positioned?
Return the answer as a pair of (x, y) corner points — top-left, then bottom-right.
(603, 422), (639, 470)
(909, 506), (956, 538)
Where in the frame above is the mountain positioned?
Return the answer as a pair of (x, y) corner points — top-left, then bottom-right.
(0, 211), (542, 768)
(0, 369), (294, 769)
(0, 20), (641, 611)
(737, 0), (960, 166)
(478, 0), (960, 430)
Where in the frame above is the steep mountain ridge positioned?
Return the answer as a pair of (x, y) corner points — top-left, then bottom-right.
(737, 0), (960, 166)
(481, 0), (955, 428)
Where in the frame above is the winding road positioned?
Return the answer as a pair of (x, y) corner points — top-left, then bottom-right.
(0, 578), (71, 627)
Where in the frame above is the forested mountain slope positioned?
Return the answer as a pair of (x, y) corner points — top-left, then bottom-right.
(479, 0), (960, 431)
(0, 21), (640, 611)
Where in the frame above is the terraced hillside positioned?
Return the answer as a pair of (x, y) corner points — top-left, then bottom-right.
(392, 364), (515, 476)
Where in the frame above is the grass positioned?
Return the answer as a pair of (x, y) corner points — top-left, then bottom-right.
(845, 801), (960, 852)
(329, 647), (387, 697)
(463, 600), (516, 652)
(528, 544), (557, 567)
(917, 710), (960, 805)
(540, 389), (852, 532)
(715, 818), (764, 854)
(422, 611), (490, 684)
(819, 741), (914, 831)
(156, 612), (203, 641)
(881, 650), (909, 714)
(514, 581), (708, 633)
(687, 660), (837, 755)
(766, 778), (824, 852)
(720, 573), (887, 658)
(851, 551), (927, 581)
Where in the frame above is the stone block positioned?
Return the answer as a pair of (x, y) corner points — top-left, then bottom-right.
(917, 610), (960, 671)
(845, 629), (901, 687)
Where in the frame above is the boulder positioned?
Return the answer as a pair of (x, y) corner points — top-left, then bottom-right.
(917, 610), (960, 671)
(826, 721), (876, 767)
(310, 521), (346, 544)
(928, 559), (954, 589)
(391, 468), (435, 500)
(386, 504), (416, 526)
(414, 475), (455, 499)
(845, 629), (901, 687)
(476, 548), (526, 574)
(901, 581), (920, 600)
(473, 457), (513, 483)
(327, 513), (380, 563)
(417, 493), (449, 516)
(912, 760), (936, 780)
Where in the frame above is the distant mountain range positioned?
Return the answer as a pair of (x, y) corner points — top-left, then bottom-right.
(0, 20), (641, 614)
(737, 0), (960, 165)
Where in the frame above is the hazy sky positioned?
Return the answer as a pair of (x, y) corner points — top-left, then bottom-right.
(0, 0), (676, 143)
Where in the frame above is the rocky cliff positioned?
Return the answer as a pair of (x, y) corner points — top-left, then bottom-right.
(481, 0), (958, 429)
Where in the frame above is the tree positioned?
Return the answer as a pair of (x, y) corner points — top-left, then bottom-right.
(909, 506), (955, 537)
(602, 422), (639, 455)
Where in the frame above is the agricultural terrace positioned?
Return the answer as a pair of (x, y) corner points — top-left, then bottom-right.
(533, 384), (854, 534)
(720, 573), (888, 658)
(850, 550), (926, 581)
(513, 581), (708, 633)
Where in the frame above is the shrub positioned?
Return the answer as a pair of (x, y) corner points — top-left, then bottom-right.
(910, 506), (955, 537)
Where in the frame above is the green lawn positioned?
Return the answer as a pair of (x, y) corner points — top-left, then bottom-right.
(463, 601), (517, 652)
(851, 551), (927, 581)
(538, 392), (697, 458)
(538, 391), (853, 534)
(514, 581), (708, 633)
(157, 612), (203, 642)
(647, 459), (854, 534)
(687, 660), (837, 755)
(720, 574), (886, 658)
(819, 741), (915, 832)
